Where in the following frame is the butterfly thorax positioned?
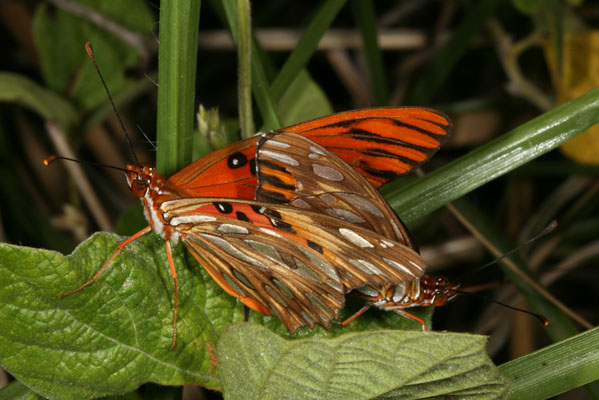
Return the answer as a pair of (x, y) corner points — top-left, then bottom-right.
(358, 275), (459, 310)
(125, 163), (182, 242)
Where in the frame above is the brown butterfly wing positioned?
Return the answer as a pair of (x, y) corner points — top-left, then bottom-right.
(160, 198), (424, 305)
(255, 131), (415, 248)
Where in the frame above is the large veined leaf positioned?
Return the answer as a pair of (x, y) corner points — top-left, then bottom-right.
(0, 233), (234, 398)
(218, 324), (508, 400)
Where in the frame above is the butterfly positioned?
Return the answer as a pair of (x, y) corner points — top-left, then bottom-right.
(255, 129), (459, 329)
(57, 107), (452, 348)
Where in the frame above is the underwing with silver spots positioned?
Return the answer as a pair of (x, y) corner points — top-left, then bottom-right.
(255, 130), (458, 329)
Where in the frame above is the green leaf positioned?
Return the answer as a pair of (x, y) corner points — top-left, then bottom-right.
(218, 324), (508, 400)
(501, 327), (599, 400)
(511, 0), (544, 14)
(350, 0), (388, 105)
(0, 381), (43, 400)
(0, 233), (238, 398)
(269, 0), (346, 103)
(277, 70), (333, 126)
(0, 72), (78, 132)
(32, 0), (153, 112)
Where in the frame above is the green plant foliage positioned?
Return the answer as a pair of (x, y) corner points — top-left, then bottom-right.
(218, 324), (509, 400)
(0, 233), (236, 398)
(0, 73), (78, 132)
(512, 0), (545, 14)
(276, 70), (333, 126)
(32, 0), (153, 111)
(501, 327), (599, 400)
(0, 381), (43, 400)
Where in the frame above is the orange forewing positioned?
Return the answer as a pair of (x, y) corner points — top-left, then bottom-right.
(167, 107), (451, 196)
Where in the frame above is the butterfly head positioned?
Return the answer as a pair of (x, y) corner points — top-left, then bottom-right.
(125, 163), (157, 198)
(419, 275), (460, 306)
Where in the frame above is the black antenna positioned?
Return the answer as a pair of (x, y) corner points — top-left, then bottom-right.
(454, 288), (549, 326)
(85, 42), (139, 166)
(44, 155), (137, 176)
(476, 220), (558, 274)
(455, 220), (558, 326)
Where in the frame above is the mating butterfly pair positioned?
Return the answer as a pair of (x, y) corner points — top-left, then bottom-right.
(59, 107), (457, 348)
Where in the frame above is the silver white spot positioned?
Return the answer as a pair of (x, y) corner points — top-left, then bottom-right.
(383, 257), (413, 275)
(267, 139), (290, 148)
(309, 145), (325, 155)
(259, 227), (283, 238)
(337, 193), (384, 216)
(381, 239), (395, 248)
(300, 248), (338, 280)
(357, 285), (379, 297)
(392, 284), (406, 302)
(350, 259), (384, 275)
(217, 224), (250, 235)
(260, 150), (299, 166)
(325, 208), (365, 224)
(312, 163), (344, 181)
(412, 283), (421, 299)
(409, 259), (424, 271)
(199, 234), (266, 268)
(319, 193), (337, 205)
(339, 228), (374, 248)
(291, 198), (311, 209)
(170, 215), (216, 226)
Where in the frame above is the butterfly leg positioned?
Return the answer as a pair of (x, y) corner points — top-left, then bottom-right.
(165, 240), (179, 350)
(341, 305), (372, 326)
(59, 226), (152, 299)
(392, 309), (427, 331)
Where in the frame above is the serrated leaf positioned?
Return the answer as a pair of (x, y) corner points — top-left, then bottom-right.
(218, 324), (509, 400)
(0, 233), (242, 398)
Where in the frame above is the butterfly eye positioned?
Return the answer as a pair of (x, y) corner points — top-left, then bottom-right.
(129, 179), (148, 197)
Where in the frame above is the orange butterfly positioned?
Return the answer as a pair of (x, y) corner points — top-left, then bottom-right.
(255, 129), (459, 329)
(56, 107), (452, 348)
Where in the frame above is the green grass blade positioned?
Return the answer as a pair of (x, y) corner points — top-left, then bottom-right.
(156, 0), (201, 175)
(350, 0), (388, 105)
(221, 0), (281, 130)
(407, 0), (500, 105)
(270, 0), (346, 103)
(236, 0), (254, 138)
(384, 88), (599, 224)
(500, 327), (599, 400)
